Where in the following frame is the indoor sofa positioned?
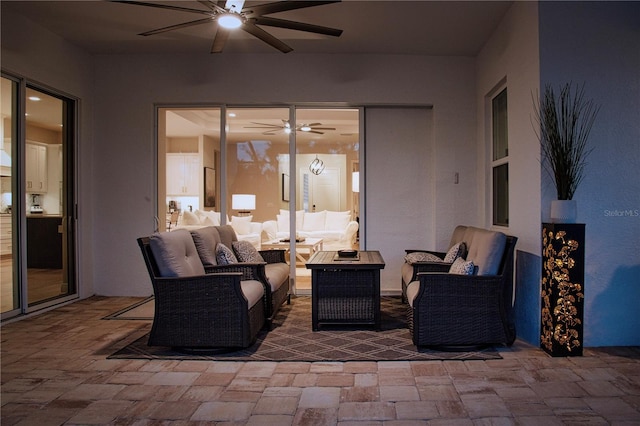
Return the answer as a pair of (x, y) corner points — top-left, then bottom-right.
(262, 209), (359, 251)
(172, 209), (263, 249)
(403, 225), (518, 348)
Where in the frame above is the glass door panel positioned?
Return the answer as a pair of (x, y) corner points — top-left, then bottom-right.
(1, 76), (18, 314)
(158, 107), (221, 231)
(225, 107), (290, 230)
(294, 108), (360, 293)
(25, 87), (73, 306)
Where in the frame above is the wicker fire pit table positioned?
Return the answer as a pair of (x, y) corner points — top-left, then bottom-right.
(305, 250), (385, 331)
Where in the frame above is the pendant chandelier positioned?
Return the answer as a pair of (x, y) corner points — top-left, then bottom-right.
(309, 155), (325, 175)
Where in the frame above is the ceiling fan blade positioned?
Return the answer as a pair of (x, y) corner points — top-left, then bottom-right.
(309, 127), (336, 130)
(307, 130), (325, 134)
(210, 21), (231, 53)
(246, 1), (341, 17)
(111, 1), (213, 16)
(253, 16), (342, 37)
(242, 21), (293, 53)
(139, 18), (213, 36)
(248, 122), (283, 128)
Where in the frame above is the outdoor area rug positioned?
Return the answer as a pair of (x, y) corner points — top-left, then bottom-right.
(107, 296), (502, 361)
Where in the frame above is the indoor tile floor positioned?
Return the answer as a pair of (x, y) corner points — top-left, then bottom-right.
(2, 296), (639, 425)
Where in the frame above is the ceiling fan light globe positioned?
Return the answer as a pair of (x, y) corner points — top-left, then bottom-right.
(300, 125), (312, 132)
(218, 13), (243, 29)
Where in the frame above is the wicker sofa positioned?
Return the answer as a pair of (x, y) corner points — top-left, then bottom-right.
(189, 225), (290, 323)
(137, 230), (265, 349)
(403, 226), (518, 348)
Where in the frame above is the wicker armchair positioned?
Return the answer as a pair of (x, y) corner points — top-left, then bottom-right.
(137, 231), (265, 349)
(406, 234), (518, 349)
(401, 225), (469, 303)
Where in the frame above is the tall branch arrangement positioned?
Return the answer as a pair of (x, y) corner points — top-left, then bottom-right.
(533, 83), (599, 200)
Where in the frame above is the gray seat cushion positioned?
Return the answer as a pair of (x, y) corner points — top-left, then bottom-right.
(149, 229), (205, 277)
(240, 279), (265, 308)
(405, 281), (420, 307)
(264, 262), (289, 291)
(401, 262), (415, 285)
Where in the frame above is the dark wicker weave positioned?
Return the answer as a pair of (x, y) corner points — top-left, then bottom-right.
(307, 251), (385, 331)
(137, 237), (264, 349)
(407, 236), (517, 348)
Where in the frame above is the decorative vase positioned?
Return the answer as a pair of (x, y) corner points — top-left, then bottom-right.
(550, 199), (577, 223)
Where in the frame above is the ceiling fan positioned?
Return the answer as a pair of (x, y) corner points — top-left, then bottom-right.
(112, 0), (343, 53)
(245, 120), (336, 135)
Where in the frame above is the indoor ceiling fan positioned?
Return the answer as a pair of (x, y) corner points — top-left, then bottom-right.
(245, 119), (336, 135)
(112, 0), (343, 53)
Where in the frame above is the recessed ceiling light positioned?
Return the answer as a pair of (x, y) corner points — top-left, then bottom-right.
(28, 96), (41, 101)
(228, 113), (236, 117)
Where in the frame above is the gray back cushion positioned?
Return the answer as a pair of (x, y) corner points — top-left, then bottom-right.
(216, 225), (238, 249)
(190, 226), (222, 267)
(464, 227), (506, 275)
(449, 225), (468, 248)
(149, 229), (205, 277)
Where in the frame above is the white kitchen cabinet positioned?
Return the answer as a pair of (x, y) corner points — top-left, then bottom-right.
(166, 153), (200, 196)
(26, 142), (48, 193)
(0, 215), (11, 256)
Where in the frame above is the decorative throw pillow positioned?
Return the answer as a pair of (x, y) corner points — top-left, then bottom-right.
(404, 252), (444, 264)
(302, 211), (327, 231)
(443, 242), (466, 263)
(325, 211), (351, 231)
(216, 243), (238, 265)
(181, 210), (200, 226)
(232, 240), (264, 263)
(449, 257), (475, 275)
(230, 215), (253, 235)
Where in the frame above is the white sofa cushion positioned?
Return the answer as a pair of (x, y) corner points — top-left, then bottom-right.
(196, 210), (221, 226)
(230, 215), (253, 235)
(181, 210), (200, 226)
(302, 211), (326, 231)
(325, 210), (351, 231)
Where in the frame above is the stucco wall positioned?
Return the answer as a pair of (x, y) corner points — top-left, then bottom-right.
(1, 9), (96, 299)
(475, 2), (541, 344)
(90, 53), (478, 296)
(539, 1), (640, 346)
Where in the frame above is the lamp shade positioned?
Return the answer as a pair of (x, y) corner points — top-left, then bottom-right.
(232, 194), (256, 210)
(352, 172), (359, 193)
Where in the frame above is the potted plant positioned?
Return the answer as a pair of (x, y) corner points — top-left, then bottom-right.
(533, 82), (600, 222)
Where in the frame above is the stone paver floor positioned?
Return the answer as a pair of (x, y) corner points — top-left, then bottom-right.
(2, 296), (639, 425)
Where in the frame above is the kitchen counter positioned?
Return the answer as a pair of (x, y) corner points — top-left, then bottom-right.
(27, 216), (62, 268)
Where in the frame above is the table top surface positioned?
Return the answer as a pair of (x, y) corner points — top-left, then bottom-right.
(306, 250), (385, 269)
(263, 237), (323, 247)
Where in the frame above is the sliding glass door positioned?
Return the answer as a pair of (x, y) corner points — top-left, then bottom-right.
(157, 105), (361, 294)
(1, 75), (77, 319)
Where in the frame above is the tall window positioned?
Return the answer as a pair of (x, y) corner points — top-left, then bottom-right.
(492, 88), (509, 226)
